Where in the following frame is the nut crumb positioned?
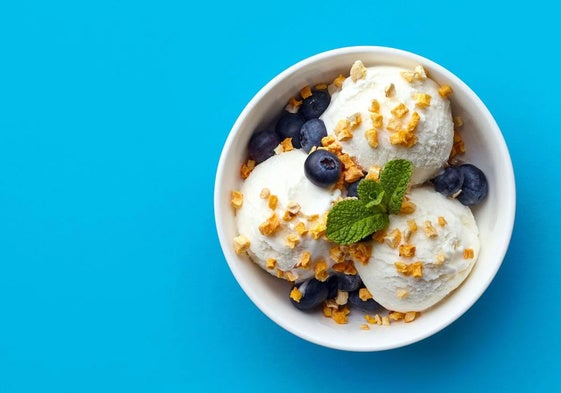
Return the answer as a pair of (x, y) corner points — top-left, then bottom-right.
(438, 216), (447, 227)
(391, 103), (409, 119)
(399, 244), (416, 258)
(295, 251), (311, 269)
(313, 258), (329, 281)
(260, 188), (270, 199)
(404, 311), (419, 323)
(396, 289), (409, 299)
(266, 258), (276, 269)
(233, 235), (251, 255)
(240, 159), (256, 179)
(360, 324), (370, 330)
(413, 92), (432, 108)
(300, 85), (312, 99)
(349, 242), (372, 265)
(289, 287), (302, 302)
(268, 194), (278, 210)
(463, 248), (475, 259)
(369, 99), (380, 113)
(230, 190), (243, 209)
(259, 214), (281, 236)
(332, 74), (346, 88)
(394, 261), (423, 278)
(350, 60), (367, 82)
(286, 233), (300, 249)
(423, 220), (438, 238)
(359, 287), (373, 301)
(385, 83), (395, 97)
(438, 84), (453, 98)
(384, 228), (402, 249)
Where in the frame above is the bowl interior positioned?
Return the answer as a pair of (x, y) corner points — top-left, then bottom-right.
(214, 46), (515, 351)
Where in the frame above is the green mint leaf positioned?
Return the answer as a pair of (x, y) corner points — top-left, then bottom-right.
(380, 159), (413, 214)
(326, 199), (388, 245)
(357, 179), (385, 208)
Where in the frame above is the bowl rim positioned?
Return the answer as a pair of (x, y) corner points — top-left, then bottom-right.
(214, 45), (516, 351)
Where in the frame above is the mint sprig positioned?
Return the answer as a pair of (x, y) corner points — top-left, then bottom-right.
(326, 159), (413, 245)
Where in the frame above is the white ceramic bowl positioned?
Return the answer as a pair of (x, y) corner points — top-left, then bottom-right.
(214, 46), (515, 351)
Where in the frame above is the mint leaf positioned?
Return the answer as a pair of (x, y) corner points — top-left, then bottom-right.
(357, 179), (385, 209)
(380, 159), (413, 214)
(326, 199), (384, 245)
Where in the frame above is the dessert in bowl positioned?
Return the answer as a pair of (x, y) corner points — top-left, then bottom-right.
(214, 46), (515, 351)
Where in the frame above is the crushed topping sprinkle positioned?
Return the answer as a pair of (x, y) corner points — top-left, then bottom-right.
(294, 221), (308, 236)
(391, 103), (409, 119)
(369, 99), (380, 113)
(384, 228), (402, 249)
(400, 71), (415, 83)
(286, 97), (302, 112)
(329, 245), (347, 263)
(266, 258), (276, 269)
(453, 116), (464, 128)
(350, 60), (367, 82)
(438, 84), (453, 98)
(394, 261), (424, 278)
(386, 118), (402, 132)
(334, 119), (353, 141)
(332, 261), (357, 275)
(300, 85), (313, 99)
(295, 251), (312, 269)
(233, 235), (251, 255)
(314, 83), (328, 91)
(240, 159), (255, 179)
(400, 198), (417, 214)
(332, 74), (346, 88)
(405, 111), (421, 132)
(286, 201), (301, 215)
(423, 220), (438, 238)
(365, 128), (378, 149)
(414, 65), (427, 80)
(349, 242), (372, 265)
(284, 271), (298, 282)
(259, 213), (281, 236)
(396, 289), (409, 299)
(385, 83), (395, 97)
(335, 290), (349, 305)
(463, 248), (475, 259)
(360, 324), (370, 330)
(413, 92), (432, 108)
(438, 216), (447, 227)
(230, 190), (243, 209)
(321, 135), (343, 154)
(280, 137), (294, 152)
(389, 311), (405, 320)
(338, 153), (364, 183)
(390, 130), (418, 148)
(370, 113), (383, 129)
(404, 311), (419, 323)
(365, 165), (382, 181)
(290, 287), (303, 302)
(331, 306), (350, 324)
(260, 188), (270, 199)
(313, 258), (329, 281)
(399, 244), (416, 258)
(286, 233), (300, 249)
(373, 229), (387, 243)
(450, 130), (466, 158)
(309, 216), (327, 239)
(436, 253), (446, 266)
(359, 287), (373, 301)
(268, 194), (278, 210)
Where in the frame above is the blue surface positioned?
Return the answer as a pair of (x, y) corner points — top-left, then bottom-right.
(0, 1), (557, 392)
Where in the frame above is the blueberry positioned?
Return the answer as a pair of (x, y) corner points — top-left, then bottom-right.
(300, 118), (327, 153)
(300, 90), (331, 120)
(276, 112), (305, 148)
(247, 129), (281, 164)
(335, 273), (362, 292)
(290, 278), (329, 311)
(346, 178), (364, 198)
(348, 288), (383, 313)
(304, 149), (342, 187)
(432, 166), (464, 197)
(327, 275), (339, 299)
(457, 164), (488, 206)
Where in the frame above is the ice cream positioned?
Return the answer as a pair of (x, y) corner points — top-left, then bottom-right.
(354, 186), (480, 312)
(235, 149), (341, 282)
(321, 63), (454, 185)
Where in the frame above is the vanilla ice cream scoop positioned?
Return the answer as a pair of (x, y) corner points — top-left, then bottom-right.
(321, 63), (454, 184)
(235, 150), (340, 282)
(355, 186), (479, 312)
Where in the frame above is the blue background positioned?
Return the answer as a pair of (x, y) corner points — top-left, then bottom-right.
(0, 1), (557, 392)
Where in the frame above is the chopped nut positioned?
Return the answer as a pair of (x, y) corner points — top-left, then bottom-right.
(384, 228), (402, 248)
(399, 244), (416, 258)
(321, 135), (343, 154)
(363, 128), (378, 149)
(381, 316), (391, 326)
(374, 314), (383, 325)
(365, 314), (377, 324)
(230, 190), (244, 209)
(438, 216), (447, 227)
(464, 248), (475, 259)
(268, 194), (278, 210)
(306, 214), (319, 222)
(359, 288), (373, 301)
(338, 153), (364, 183)
(365, 165), (382, 181)
(369, 99), (380, 113)
(276, 269), (284, 279)
(407, 220), (418, 233)
(286, 201), (301, 215)
(395, 261), (423, 278)
(285, 271), (298, 282)
(294, 221), (308, 236)
(335, 290), (349, 305)
(314, 258), (329, 281)
(260, 188), (270, 199)
(286, 97), (302, 111)
(350, 60), (367, 82)
(332, 306), (350, 324)
(400, 71), (415, 83)
(286, 233), (300, 249)
(309, 217), (327, 239)
(400, 198), (417, 214)
(404, 311), (419, 323)
(423, 220), (438, 238)
(414, 65), (427, 80)
(332, 74), (346, 88)
(233, 235), (251, 255)
(349, 242), (372, 265)
(386, 117), (402, 132)
(385, 83), (395, 97)
(438, 84), (453, 98)
(413, 92), (432, 108)
(240, 159), (256, 179)
(396, 289), (409, 299)
(280, 137), (294, 152)
(266, 258), (276, 269)
(289, 287), (303, 302)
(329, 245), (347, 263)
(370, 113), (383, 129)
(405, 111), (421, 132)
(314, 83), (328, 91)
(450, 130), (466, 158)
(334, 119), (353, 140)
(391, 103), (409, 119)
(322, 304), (333, 317)
(300, 85), (312, 99)
(259, 214), (281, 236)
(390, 130), (417, 148)
(348, 113), (362, 130)
(295, 251), (311, 269)
(389, 311), (405, 320)
(332, 261), (357, 275)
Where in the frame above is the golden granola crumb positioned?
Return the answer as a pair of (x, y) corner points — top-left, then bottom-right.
(321, 135), (343, 154)
(350, 60), (367, 82)
(286, 96), (302, 111)
(385, 83), (395, 97)
(399, 244), (416, 258)
(381, 316), (391, 326)
(450, 130), (466, 158)
(405, 111), (421, 133)
(400, 71), (415, 83)
(404, 311), (419, 323)
(365, 165), (382, 181)
(453, 116), (464, 128)
(338, 153), (364, 183)
(266, 258), (276, 269)
(285, 271), (298, 282)
(294, 221), (308, 236)
(389, 130), (418, 148)
(335, 290), (349, 305)
(296, 251), (311, 269)
(359, 288), (373, 301)
(240, 159), (256, 179)
(369, 99), (380, 113)
(436, 253), (446, 266)
(464, 248), (475, 259)
(384, 228), (402, 249)
(334, 119), (353, 141)
(407, 219), (418, 233)
(349, 242), (372, 265)
(233, 235), (251, 255)
(300, 85), (312, 99)
(391, 103), (409, 119)
(259, 214), (281, 236)
(332, 306), (350, 324)
(365, 314), (377, 324)
(413, 92), (432, 108)
(230, 190), (243, 209)
(286, 201), (301, 215)
(333, 261), (357, 275)
(360, 324), (370, 330)
(314, 258), (329, 281)
(348, 113), (362, 130)
(374, 314), (383, 325)
(309, 217), (327, 240)
(438, 216), (447, 227)
(372, 229), (387, 243)
(322, 304), (333, 317)
(268, 194), (278, 210)
(282, 210), (297, 222)
(280, 137), (294, 152)
(276, 269), (284, 279)
(329, 246), (347, 264)
(395, 261), (424, 278)
(314, 83), (328, 91)
(389, 311), (405, 321)
(438, 84), (453, 98)
(306, 214), (319, 222)
(260, 188), (270, 199)
(289, 287), (302, 302)
(396, 289), (409, 299)
(414, 65), (427, 80)
(286, 233), (300, 249)
(332, 74), (346, 88)
(400, 198), (417, 214)
(423, 220), (438, 238)
(386, 117), (402, 132)
(370, 113), (383, 129)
